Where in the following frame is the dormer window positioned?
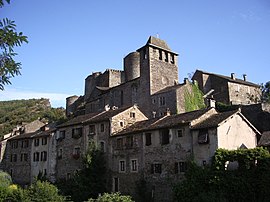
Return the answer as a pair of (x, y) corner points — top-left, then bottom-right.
(72, 128), (82, 139)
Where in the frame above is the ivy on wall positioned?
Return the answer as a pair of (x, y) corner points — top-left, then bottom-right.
(184, 82), (205, 112)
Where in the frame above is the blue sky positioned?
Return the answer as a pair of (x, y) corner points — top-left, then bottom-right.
(0, 0), (269, 107)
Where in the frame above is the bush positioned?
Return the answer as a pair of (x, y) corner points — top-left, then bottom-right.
(87, 192), (134, 202)
(27, 180), (67, 202)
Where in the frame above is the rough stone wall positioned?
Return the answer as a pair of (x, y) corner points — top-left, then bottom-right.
(56, 125), (85, 179)
(31, 135), (50, 183)
(148, 46), (178, 95)
(4, 138), (32, 185)
(151, 91), (176, 117)
(48, 133), (57, 183)
(108, 69), (124, 87)
(208, 75), (230, 104)
(111, 106), (147, 135)
(175, 82), (193, 114)
(192, 128), (218, 166)
(228, 82), (261, 105)
(109, 125), (192, 202)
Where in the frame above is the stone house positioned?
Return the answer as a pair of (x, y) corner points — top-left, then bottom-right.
(0, 121), (58, 185)
(192, 69), (261, 105)
(109, 106), (259, 202)
(55, 105), (147, 180)
(66, 36), (193, 118)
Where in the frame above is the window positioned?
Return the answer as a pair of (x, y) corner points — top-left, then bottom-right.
(42, 137), (47, 145)
(73, 147), (80, 159)
(120, 121), (124, 127)
(100, 141), (105, 153)
(34, 138), (39, 147)
(20, 153), (28, 162)
(130, 112), (136, 118)
(57, 131), (65, 140)
(152, 98), (156, 104)
(116, 138), (123, 150)
(11, 141), (18, 149)
(145, 133), (152, 146)
(175, 162), (188, 173)
(131, 159), (138, 172)
(151, 163), (162, 174)
(72, 128), (82, 139)
(33, 152), (40, 162)
(159, 49), (162, 60)
(100, 124), (105, 132)
(89, 125), (95, 135)
(161, 129), (170, 145)
(198, 129), (209, 144)
(170, 53), (175, 64)
(10, 154), (17, 162)
(126, 136), (133, 148)
(41, 151), (47, 161)
(21, 140), (29, 148)
(119, 160), (126, 173)
(113, 177), (119, 192)
(143, 49), (147, 59)
(165, 52), (168, 62)
(159, 97), (166, 106)
(177, 129), (184, 137)
(58, 149), (63, 159)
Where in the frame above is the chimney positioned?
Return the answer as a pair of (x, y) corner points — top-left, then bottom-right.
(231, 73), (236, 80)
(243, 74), (247, 81)
(184, 78), (189, 84)
(208, 96), (216, 108)
(165, 108), (171, 116)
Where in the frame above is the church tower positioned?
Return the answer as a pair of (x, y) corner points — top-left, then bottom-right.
(137, 36), (179, 96)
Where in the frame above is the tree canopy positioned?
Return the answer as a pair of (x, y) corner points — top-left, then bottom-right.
(0, 0), (28, 90)
(262, 81), (270, 103)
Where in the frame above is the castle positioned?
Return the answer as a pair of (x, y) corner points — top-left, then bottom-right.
(0, 36), (265, 202)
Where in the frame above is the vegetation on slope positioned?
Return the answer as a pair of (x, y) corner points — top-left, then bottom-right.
(0, 98), (66, 137)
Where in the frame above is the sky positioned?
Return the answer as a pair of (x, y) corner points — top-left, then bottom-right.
(0, 0), (269, 108)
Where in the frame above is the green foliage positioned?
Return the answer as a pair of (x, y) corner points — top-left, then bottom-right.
(0, 0), (28, 90)
(0, 99), (66, 137)
(215, 102), (239, 112)
(57, 141), (107, 202)
(174, 148), (270, 202)
(184, 82), (205, 112)
(27, 180), (67, 202)
(262, 81), (270, 103)
(87, 192), (134, 202)
(0, 171), (12, 188)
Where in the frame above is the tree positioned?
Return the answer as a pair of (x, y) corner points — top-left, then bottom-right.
(0, 0), (28, 90)
(262, 81), (270, 103)
(57, 141), (107, 202)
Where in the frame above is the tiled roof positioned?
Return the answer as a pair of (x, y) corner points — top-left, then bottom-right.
(191, 110), (238, 129)
(116, 108), (211, 136)
(152, 83), (186, 95)
(10, 132), (36, 140)
(146, 36), (171, 51)
(57, 112), (99, 128)
(193, 70), (260, 88)
(57, 106), (133, 128)
(258, 131), (270, 146)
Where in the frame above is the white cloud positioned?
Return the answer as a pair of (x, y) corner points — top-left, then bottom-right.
(0, 88), (70, 108)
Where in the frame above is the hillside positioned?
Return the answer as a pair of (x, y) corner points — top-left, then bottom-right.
(0, 98), (66, 137)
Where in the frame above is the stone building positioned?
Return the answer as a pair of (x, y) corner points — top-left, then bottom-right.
(0, 121), (57, 185)
(192, 69), (261, 105)
(56, 105), (147, 179)
(109, 106), (259, 202)
(67, 36), (193, 118)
